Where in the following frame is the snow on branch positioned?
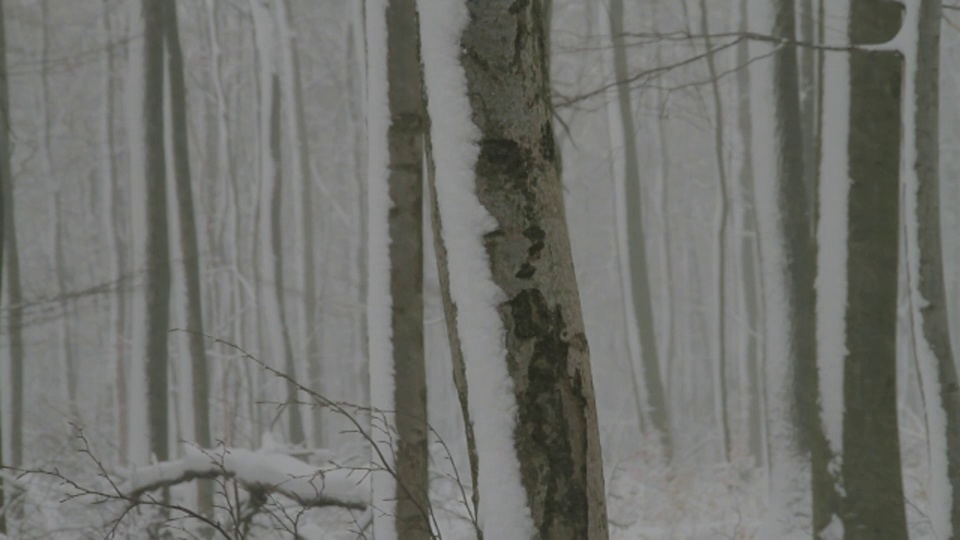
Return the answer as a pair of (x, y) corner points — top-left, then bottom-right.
(122, 447), (370, 511)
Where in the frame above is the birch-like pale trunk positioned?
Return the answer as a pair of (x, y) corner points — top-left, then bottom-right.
(602, 0), (671, 457)
(697, 0), (731, 463)
(250, 0), (305, 446)
(274, 0), (322, 446)
(842, 1), (908, 535)
(162, 0), (214, 518)
(735, 0), (765, 467)
(50, 195), (80, 424)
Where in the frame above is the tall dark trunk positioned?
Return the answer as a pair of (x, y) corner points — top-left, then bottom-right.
(141, 0), (172, 467)
(842, 2), (907, 536)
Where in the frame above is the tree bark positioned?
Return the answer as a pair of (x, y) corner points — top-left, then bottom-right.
(384, 0), (430, 536)
(771, 0), (839, 532)
(162, 0), (214, 519)
(138, 0), (172, 467)
(842, 2), (907, 536)
(458, 1), (609, 536)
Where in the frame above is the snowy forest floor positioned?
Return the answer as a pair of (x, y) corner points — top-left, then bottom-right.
(0, 412), (944, 539)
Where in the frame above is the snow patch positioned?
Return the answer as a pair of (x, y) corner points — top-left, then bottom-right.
(418, 0), (535, 536)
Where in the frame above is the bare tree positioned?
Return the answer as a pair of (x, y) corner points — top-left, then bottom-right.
(427, 1), (610, 536)
(0, 0), (9, 531)
(841, 1), (907, 536)
(162, 0), (214, 519)
(604, 0), (671, 457)
(128, 0), (172, 466)
(770, 0), (838, 532)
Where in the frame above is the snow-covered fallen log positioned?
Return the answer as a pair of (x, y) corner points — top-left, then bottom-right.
(121, 447), (369, 511)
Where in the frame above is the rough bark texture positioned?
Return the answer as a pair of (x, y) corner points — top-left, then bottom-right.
(772, 0), (839, 532)
(607, 0), (671, 457)
(915, 0), (960, 533)
(140, 0), (172, 465)
(163, 0), (214, 518)
(842, 2), (908, 537)
(461, 1), (608, 537)
(385, 0), (430, 536)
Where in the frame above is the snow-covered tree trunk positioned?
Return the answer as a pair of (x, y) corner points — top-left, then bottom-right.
(421, 1), (608, 537)
(770, 0), (839, 532)
(127, 0), (171, 467)
(162, 0), (213, 519)
(600, 0), (671, 457)
(841, 1), (907, 536)
(904, 0), (960, 535)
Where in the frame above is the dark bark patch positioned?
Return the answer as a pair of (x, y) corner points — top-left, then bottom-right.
(516, 262), (536, 280)
(477, 138), (527, 179)
(509, 288), (551, 338)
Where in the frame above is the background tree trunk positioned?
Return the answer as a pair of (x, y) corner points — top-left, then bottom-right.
(605, 0), (671, 457)
(842, 2), (908, 536)
(162, 0), (214, 519)
(771, 0), (838, 531)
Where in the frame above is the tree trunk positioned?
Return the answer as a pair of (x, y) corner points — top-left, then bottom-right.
(842, 2), (907, 536)
(771, 0), (839, 532)
(605, 0), (671, 457)
(132, 0), (171, 467)
(910, 0), (960, 535)
(274, 0), (322, 447)
(162, 0), (214, 519)
(3, 0), (24, 470)
(51, 195), (80, 424)
(423, 1), (609, 536)
(735, 0), (764, 467)
(100, 0), (128, 465)
(0, 0), (9, 530)
(250, 0), (305, 446)
(367, 0), (431, 536)
(697, 0), (731, 463)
